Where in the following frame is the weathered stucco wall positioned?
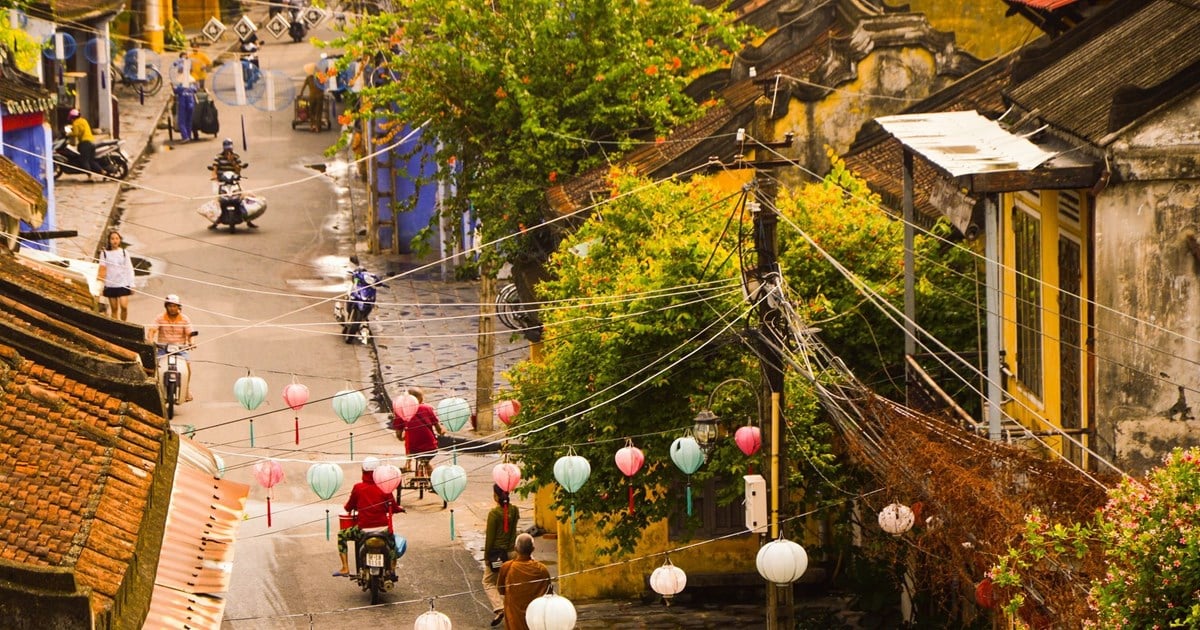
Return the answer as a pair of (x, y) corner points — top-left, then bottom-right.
(1094, 180), (1200, 474)
(903, 0), (1030, 60)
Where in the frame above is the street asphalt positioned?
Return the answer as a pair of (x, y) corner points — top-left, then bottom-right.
(48, 21), (877, 630)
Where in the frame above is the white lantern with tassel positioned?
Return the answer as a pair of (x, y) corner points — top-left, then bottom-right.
(878, 502), (915, 536)
(525, 592), (577, 630)
(413, 609), (451, 630)
(755, 538), (809, 585)
(649, 558), (687, 603)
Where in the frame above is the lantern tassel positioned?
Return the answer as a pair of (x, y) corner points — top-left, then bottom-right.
(266, 495), (272, 528)
(325, 509), (330, 541)
(349, 432), (354, 460)
(628, 483), (635, 515)
(249, 419), (255, 447)
(686, 482), (693, 517)
(294, 416), (300, 445)
(449, 508), (455, 540)
(570, 503), (575, 532)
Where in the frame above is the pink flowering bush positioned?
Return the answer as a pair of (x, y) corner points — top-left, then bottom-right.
(992, 448), (1200, 627)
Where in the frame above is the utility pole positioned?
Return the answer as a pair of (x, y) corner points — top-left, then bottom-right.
(741, 82), (794, 629)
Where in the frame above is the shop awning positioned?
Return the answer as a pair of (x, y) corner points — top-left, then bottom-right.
(875, 111), (1055, 177)
(0, 155), (47, 226)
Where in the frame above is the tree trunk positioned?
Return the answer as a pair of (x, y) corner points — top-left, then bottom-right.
(476, 264), (496, 434)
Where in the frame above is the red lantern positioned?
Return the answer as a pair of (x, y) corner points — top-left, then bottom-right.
(497, 399), (521, 425)
(393, 393), (419, 422)
(734, 425), (761, 456)
(373, 464), (403, 494)
(282, 382), (310, 445)
(975, 577), (995, 609)
(253, 460), (285, 527)
(615, 441), (644, 515)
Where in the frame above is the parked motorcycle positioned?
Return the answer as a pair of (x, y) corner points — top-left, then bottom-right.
(110, 54), (163, 96)
(52, 136), (131, 180)
(333, 256), (385, 345)
(198, 168), (267, 232)
(158, 331), (198, 419)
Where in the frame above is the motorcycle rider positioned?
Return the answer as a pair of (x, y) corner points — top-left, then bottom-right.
(335, 457), (403, 578)
(208, 139), (257, 229)
(66, 109), (104, 181)
(147, 294), (195, 402)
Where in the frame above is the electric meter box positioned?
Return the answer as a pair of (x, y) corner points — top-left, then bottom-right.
(744, 474), (767, 533)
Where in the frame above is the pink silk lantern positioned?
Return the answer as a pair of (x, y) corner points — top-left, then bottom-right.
(282, 382), (310, 445)
(735, 426), (762, 456)
(253, 460), (285, 527)
(615, 443), (645, 515)
(492, 462), (521, 492)
(496, 399), (521, 425)
(373, 464), (403, 494)
(392, 393), (419, 422)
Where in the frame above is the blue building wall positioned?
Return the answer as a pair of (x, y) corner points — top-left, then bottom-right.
(372, 118), (438, 254)
(0, 118), (54, 253)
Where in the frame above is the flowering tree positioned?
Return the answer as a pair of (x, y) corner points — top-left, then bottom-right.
(992, 448), (1200, 627)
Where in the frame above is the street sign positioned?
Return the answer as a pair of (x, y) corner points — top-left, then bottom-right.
(201, 17), (226, 43)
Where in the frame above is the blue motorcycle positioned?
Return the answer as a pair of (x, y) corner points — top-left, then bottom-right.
(333, 257), (385, 344)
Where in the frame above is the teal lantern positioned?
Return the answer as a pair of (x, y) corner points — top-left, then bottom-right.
(553, 452), (591, 531)
(307, 462), (344, 500)
(431, 464), (468, 540)
(670, 436), (705, 516)
(234, 374), (268, 410)
(332, 389), (368, 424)
(437, 397), (471, 432)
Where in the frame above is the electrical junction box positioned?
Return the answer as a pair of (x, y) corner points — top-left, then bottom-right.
(744, 474), (767, 534)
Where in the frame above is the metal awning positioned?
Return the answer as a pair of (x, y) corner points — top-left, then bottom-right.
(875, 111), (1056, 178)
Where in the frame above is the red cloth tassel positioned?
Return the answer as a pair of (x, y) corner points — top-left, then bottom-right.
(266, 495), (272, 528)
(628, 484), (635, 515)
(294, 416), (300, 445)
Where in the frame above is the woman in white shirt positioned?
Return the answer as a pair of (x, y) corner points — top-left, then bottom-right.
(98, 230), (136, 321)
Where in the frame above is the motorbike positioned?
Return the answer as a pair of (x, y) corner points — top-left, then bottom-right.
(52, 136), (131, 180)
(338, 512), (406, 605)
(333, 256), (385, 345)
(198, 167), (267, 232)
(158, 331), (198, 420)
(110, 55), (163, 96)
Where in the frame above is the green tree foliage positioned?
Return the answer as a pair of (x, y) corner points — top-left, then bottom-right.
(333, 0), (752, 262)
(507, 163), (977, 553)
(0, 18), (42, 73)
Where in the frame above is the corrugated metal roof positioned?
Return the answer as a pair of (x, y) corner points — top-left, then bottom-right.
(875, 111), (1055, 177)
(144, 439), (249, 630)
(1006, 0), (1200, 143)
(1007, 0), (1081, 9)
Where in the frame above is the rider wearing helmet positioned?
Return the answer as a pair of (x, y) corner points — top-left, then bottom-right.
(147, 294), (196, 401)
(66, 108), (105, 180)
(335, 457), (404, 578)
(208, 139), (257, 229)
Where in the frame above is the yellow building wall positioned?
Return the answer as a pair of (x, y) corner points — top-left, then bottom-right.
(176, 0), (222, 31)
(902, 0), (1033, 60)
(1001, 190), (1090, 461)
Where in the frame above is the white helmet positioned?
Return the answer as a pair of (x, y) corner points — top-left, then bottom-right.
(164, 294), (182, 306)
(362, 456), (380, 472)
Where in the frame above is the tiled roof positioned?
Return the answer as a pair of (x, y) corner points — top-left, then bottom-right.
(1007, 0), (1082, 9)
(0, 249), (95, 312)
(1005, 0), (1200, 144)
(548, 32), (834, 215)
(842, 57), (1013, 220)
(0, 342), (168, 619)
(0, 57), (56, 116)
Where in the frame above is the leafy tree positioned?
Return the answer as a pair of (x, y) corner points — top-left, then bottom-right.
(507, 162), (979, 553)
(333, 0), (752, 268)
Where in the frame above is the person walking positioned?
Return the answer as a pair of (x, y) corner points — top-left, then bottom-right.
(66, 109), (104, 180)
(393, 386), (445, 480)
(483, 484), (520, 626)
(97, 230), (135, 321)
(172, 71), (197, 145)
(497, 533), (550, 630)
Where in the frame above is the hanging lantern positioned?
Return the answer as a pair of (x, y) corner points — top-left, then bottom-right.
(734, 425), (762, 456)
(413, 609), (452, 630)
(393, 392), (419, 421)
(307, 462), (343, 500)
(496, 399), (521, 425)
(649, 558), (687, 603)
(432, 464), (468, 540)
(755, 538), (809, 585)
(553, 452), (591, 531)
(333, 389), (368, 424)
(670, 436), (704, 516)
(373, 464), (403, 495)
(492, 462), (521, 493)
(282, 382), (310, 410)
(975, 577), (996, 609)
(234, 374), (268, 410)
(253, 460), (285, 527)
(525, 593), (577, 630)
(437, 397), (471, 432)
(878, 502), (915, 536)
(615, 441), (644, 515)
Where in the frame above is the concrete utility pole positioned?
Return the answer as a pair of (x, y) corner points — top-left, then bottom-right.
(745, 86), (794, 630)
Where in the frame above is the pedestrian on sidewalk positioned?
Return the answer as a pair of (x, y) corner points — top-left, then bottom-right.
(498, 533), (550, 630)
(172, 69), (197, 144)
(484, 484), (520, 626)
(97, 230), (135, 321)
